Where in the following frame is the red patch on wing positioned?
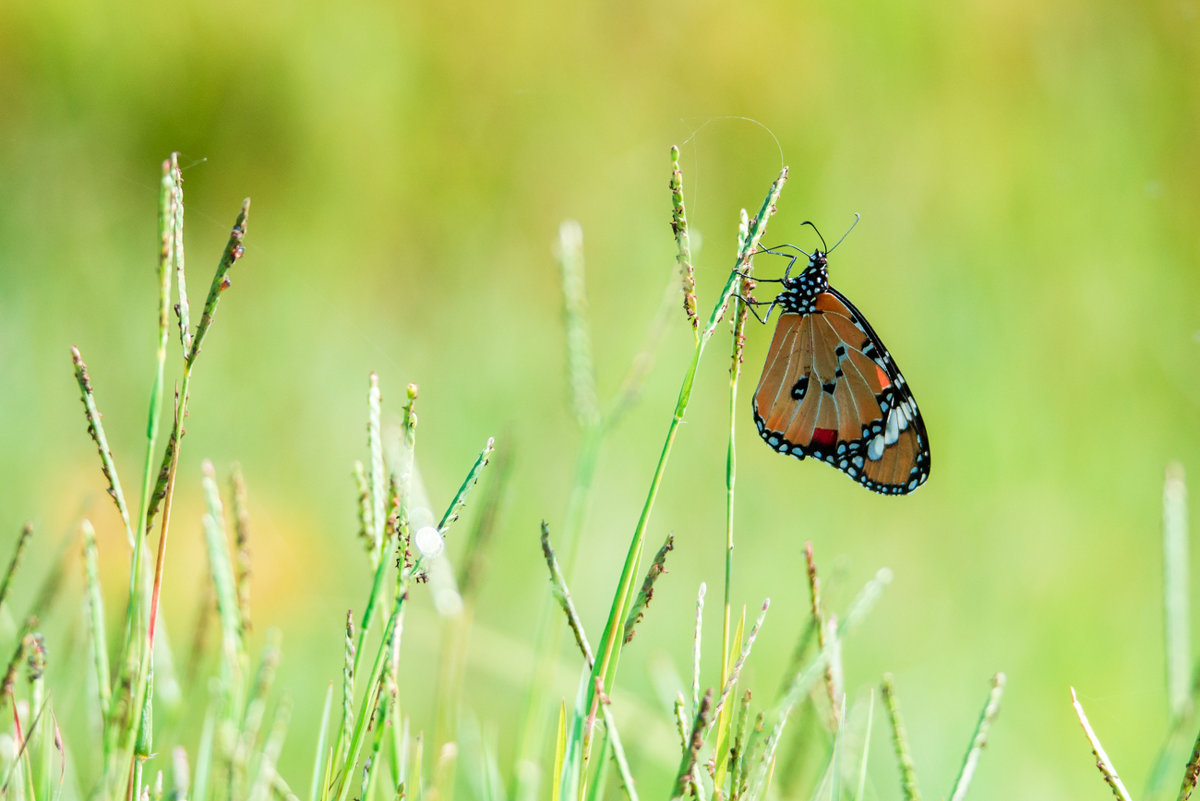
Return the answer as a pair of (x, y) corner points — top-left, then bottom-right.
(812, 427), (837, 448)
(876, 364), (890, 389)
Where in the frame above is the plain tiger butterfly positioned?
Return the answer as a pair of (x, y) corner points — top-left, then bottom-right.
(747, 215), (930, 495)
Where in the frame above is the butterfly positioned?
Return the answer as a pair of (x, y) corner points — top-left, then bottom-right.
(745, 215), (930, 495)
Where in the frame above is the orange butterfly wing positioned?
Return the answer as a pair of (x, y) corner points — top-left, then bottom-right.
(752, 289), (930, 495)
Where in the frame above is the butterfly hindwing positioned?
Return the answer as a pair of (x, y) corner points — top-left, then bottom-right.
(752, 286), (930, 495)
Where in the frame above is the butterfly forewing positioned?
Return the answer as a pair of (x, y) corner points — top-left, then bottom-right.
(753, 286), (930, 495)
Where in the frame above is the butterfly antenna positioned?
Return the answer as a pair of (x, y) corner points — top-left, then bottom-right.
(798, 220), (829, 253)
(759, 242), (810, 257)
(826, 212), (861, 254)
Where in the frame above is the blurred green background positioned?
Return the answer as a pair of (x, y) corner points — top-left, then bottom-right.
(1, 0), (1198, 797)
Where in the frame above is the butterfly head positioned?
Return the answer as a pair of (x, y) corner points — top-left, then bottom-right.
(778, 250), (830, 312)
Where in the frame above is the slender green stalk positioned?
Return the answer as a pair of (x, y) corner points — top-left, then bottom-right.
(368, 373), (386, 566)
(515, 219), (678, 801)
(247, 701), (292, 801)
(354, 461), (372, 553)
(543, 524), (594, 666)
(105, 158), (180, 797)
(353, 375), (400, 676)
(82, 520), (113, 741)
(728, 689), (752, 800)
(722, 208), (752, 692)
(333, 593), (404, 801)
(805, 542), (841, 727)
(171, 745), (190, 800)
(0, 523), (33, 612)
(230, 463), (253, 636)
(1179, 723), (1200, 801)
(193, 705), (216, 801)
(540, 524), (639, 800)
(692, 583), (706, 716)
(710, 609), (743, 792)
(714, 227), (755, 794)
(563, 166), (787, 801)
(673, 693), (689, 751)
(704, 600), (769, 741)
(671, 689), (713, 801)
(558, 219), (601, 431)
(854, 692), (876, 801)
(239, 630), (283, 785)
(309, 684), (334, 801)
(202, 461), (246, 667)
(412, 731), (424, 801)
(1164, 462), (1190, 720)
(27, 634), (51, 801)
(551, 703), (567, 801)
(948, 673), (1006, 801)
(1070, 687), (1132, 801)
(881, 674), (920, 801)
(173, 155), (192, 358)
(336, 611), (356, 766)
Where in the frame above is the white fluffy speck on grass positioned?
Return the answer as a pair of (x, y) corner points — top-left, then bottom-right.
(415, 526), (444, 558)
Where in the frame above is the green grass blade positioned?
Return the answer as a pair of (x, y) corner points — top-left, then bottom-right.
(854, 692), (875, 801)
(437, 437), (496, 533)
(171, 153), (192, 357)
(881, 674), (920, 801)
(692, 583), (706, 716)
(553, 700), (567, 801)
(722, 209), (751, 725)
(622, 533), (674, 646)
(948, 673), (1006, 801)
(728, 689), (752, 800)
(309, 684), (334, 801)
(557, 219), (601, 430)
(247, 701), (292, 801)
(578, 168), (789, 787)
(70, 349), (133, 546)
(367, 373), (386, 565)
(229, 463), (253, 638)
(707, 600), (769, 742)
(0, 522), (32, 618)
(192, 703), (217, 801)
(669, 145), (698, 336)
(82, 520), (112, 736)
(1069, 687), (1132, 801)
(670, 689), (713, 801)
(336, 611), (356, 767)
(201, 461), (247, 703)
(187, 199), (249, 366)
(542, 523), (595, 667)
(1164, 462), (1191, 720)
(354, 461), (373, 555)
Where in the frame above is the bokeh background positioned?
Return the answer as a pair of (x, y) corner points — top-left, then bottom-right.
(1, 0), (1198, 797)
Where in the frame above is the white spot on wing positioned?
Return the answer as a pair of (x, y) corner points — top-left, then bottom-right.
(868, 434), (884, 461)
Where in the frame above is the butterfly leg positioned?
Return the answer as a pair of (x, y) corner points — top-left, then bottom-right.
(731, 295), (781, 325)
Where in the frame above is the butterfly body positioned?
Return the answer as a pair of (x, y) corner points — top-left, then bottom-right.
(751, 247), (930, 495)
